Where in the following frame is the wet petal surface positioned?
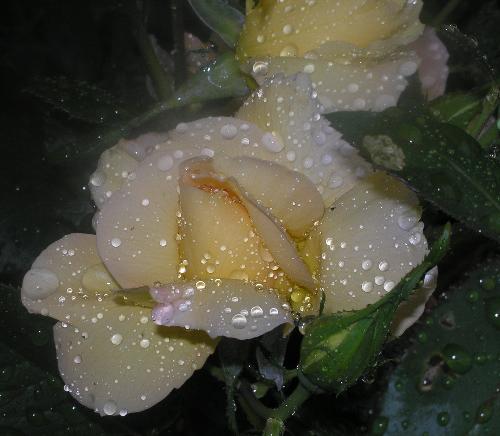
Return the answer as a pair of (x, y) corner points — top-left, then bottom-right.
(150, 279), (292, 340)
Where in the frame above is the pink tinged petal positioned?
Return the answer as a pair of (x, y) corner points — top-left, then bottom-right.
(90, 132), (168, 208)
(411, 27), (450, 100)
(53, 310), (215, 416)
(21, 233), (120, 324)
(150, 280), (292, 340)
(314, 172), (431, 335)
(236, 73), (372, 206)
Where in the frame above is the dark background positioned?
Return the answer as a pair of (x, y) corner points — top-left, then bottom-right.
(0, 1), (499, 435)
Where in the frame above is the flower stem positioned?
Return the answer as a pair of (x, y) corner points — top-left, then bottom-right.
(262, 418), (285, 436)
(268, 382), (311, 421)
(433, 0), (462, 26)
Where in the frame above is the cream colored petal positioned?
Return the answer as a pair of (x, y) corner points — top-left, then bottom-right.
(21, 233), (122, 324)
(237, 0), (423, 59)
(237, 73), (371, 206)
(390, 266), (437, 337)
(411, 27), (449, 100)
(248, 52), (420, 113)
(314, 172), (429, 325)
(214, 156), (324, 238)
(178, 181), (282, 287)
(53, 310), (215, 416)
(95, 147), (184, 288)
(179, 156), (314, 290)
(150, 279), (292, 340)
(90, 133), (168, 207)
(235, 182), (315, 290)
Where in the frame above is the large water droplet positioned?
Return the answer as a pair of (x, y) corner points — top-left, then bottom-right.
(231, 314), (247, 329)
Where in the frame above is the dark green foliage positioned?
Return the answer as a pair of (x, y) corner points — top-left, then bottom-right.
(327, 107), (500, 243)
(377, 259), (500, 435)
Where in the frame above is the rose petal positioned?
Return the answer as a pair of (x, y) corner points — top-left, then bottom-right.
(53, 313), (214, 415)
(150, 279), (292, 340)
(237, 0), (424, 59)
(179, 157), (314, 290)
(178, 180), (281, 287)
(95, 148), (183, 288)
(311, 172), (431, 334)
(411, 27), (450, 100)
(21, 233), (121, 323)
(247, 53), (421, 113)
(237, 73), (371, 206)
(390, 266), (438, 336)
(90, 133), (168, 207)
(214, 156), (324, 238)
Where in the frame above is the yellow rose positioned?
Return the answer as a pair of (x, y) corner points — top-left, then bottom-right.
(21, 73), (435, 416)
(237, 0), (448, 111)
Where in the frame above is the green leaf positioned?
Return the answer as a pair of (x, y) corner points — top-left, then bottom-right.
(377, 258), (500, 435)
(188, 0), (244, 48)
(328, 108), (500, 242)
(299, 225), (451, 392)
(46, 54), (250, 163)
(25, 76), (133, 124)
(430, 91), (484, 131)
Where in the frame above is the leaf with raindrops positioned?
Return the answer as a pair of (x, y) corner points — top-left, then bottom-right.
(327, 107), (500, 243)
(25, 76), (133, 125)
(188, 0), (245, 48)
(375, 257), (500, 435)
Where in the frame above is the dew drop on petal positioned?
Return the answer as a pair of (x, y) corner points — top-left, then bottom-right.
(103, 400), (117, 416)
(231, 314), (247, 329)
(110, 333), (123, 345)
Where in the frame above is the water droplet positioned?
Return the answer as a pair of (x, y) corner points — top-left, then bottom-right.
(231, 314), (247, 329)
(22, 268), (60, 299)
(90, 171), (106, 187)
(252, 61), (269, 75)
(73, 355), (82, 364)
(485, 297), (500, 329)
(282, 24), (293, 34)
(157, 154), (174, 171)
(362, 281), (373, 293)
(250, 306), (264, 318)
(269, 308), (279, 316)
(442, 343), (472, 374)
(384, 281), (395, 292)
(111, 238), (122, 248)
(436, 411), (449, 426)
(378, 261), (389, 271)
(476, 400), (493, 424)
(220, 124), (238, 139)
(262, 132), (284, 152)
(280, 44), (298, 57)
(103, 400), (117, 416)
(110, 333), (123, 345)
(371, 416), (388, 435)
(140, 339), (150, 348)
(362, 259), (373, 270)
(398, 211), (419, 230)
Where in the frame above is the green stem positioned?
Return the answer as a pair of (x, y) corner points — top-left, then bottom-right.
(432, 0), (462, 26)
(268, 382), (311, 421)
(170, 0), (186, 87)
(127, 0), (172, 100)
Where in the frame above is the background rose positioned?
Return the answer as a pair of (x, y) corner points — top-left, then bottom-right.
(237, 0), (449, 111)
